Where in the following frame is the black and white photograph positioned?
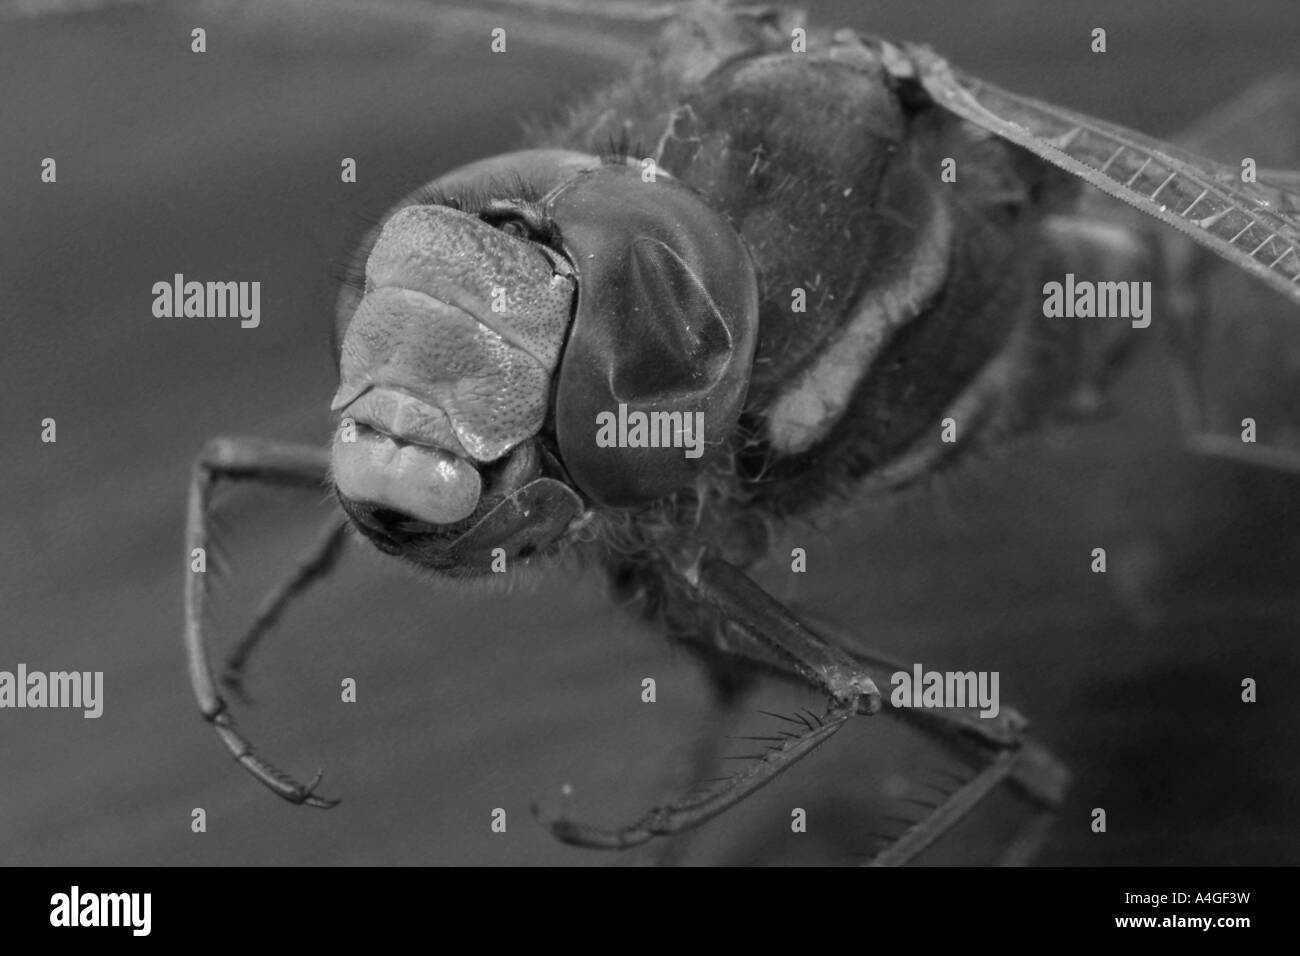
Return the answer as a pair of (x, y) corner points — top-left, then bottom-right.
(1, 0), (1296, 906)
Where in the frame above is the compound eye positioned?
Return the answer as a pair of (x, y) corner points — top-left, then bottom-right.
(548, 166), (759, 508)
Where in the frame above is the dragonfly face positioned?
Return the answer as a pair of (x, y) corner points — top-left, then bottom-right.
(331, 149), (759, 574)
(330, 193), (585, 574)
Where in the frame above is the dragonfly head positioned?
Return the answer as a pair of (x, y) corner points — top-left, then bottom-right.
(331, 150), (758, 575)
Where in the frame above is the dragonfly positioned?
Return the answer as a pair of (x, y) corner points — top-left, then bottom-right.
(39, 0), (1283, 863)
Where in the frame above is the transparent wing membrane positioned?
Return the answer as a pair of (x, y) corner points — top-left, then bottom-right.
(888, 45), (1300, 471)
(895, 44), (1300, 311)
(1164, 77), (1300, 472)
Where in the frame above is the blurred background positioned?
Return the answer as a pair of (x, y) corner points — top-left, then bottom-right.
(1, 0), (1297, 866)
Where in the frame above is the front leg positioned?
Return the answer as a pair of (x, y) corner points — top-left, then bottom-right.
(538, 550), (1067, 863)
(184, 436), (342, 807)
(535, 551), (882, 848)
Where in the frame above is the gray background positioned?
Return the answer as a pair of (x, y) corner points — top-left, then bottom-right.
(1, 0), (1297, 865)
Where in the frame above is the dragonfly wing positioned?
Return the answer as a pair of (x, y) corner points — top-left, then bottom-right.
(1174, 73), (1300, 162)
(887, 43), (1300, 312)
(888, 45), (1300, 471)
(1163, 77), (1300, 471)
(1164, 257), (1300, 473)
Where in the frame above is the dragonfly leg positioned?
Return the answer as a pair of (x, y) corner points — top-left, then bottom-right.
(534, 552), (882, 848)
(774, 614), (1070, 810)
(994, 807), (1058, 867)
(852, 667), (1068, 812)
(867, 749), (1023, 866)
(184, 436), (341, 808)
(220, 517), (350, 703)
(700, 607), (1069, 863)
(629, 653), (757, 866)
(842, 640), (1068, 865)
(665, 623), (1069, 865)
(544, 576), (1069, 861)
